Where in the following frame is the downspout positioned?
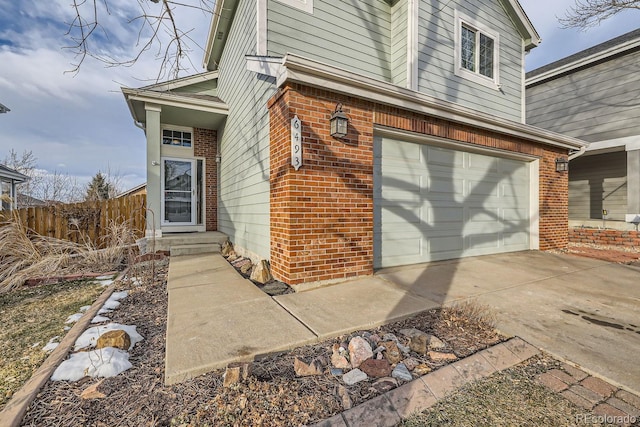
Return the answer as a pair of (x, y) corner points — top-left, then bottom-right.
(569, 145), (586, 161)
(133, 120), (145, 131)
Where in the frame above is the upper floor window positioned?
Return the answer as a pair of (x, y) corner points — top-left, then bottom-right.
(162, 128), (192, 147)
(455, 12), (500, 89)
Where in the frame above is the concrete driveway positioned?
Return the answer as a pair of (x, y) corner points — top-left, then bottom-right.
(373, 251), (640, 395)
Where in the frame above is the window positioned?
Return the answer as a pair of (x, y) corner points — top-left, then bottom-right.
(162, 129), (192, 147)
(455, 12), (500, 89)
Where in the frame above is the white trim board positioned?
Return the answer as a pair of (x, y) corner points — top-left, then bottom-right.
(273, 0), (313, 14)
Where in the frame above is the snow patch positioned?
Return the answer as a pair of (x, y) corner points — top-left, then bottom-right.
(65, 313), (83, 324)
(96, 279), (114, 287)
(73, 323), (143, 351)
(96, 275), (115, 280)
(43, 336), (61, 352)
(79, 305), (92, 313)
(91, 315), (110, 323)
(51, 347), (132, 381)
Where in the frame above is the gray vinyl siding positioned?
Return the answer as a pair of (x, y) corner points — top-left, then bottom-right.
(526, 50), (640, 142)
(217, 0), (275, 259)
(416, 0), (524, 122)
(569, 152), (627, 221)
(175, 80), (218, 97)
(267, 0), (392, 82)
(390, 0), (408, 87)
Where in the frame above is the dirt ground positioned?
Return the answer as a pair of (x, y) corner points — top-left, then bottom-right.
(16, 243), (640, 426)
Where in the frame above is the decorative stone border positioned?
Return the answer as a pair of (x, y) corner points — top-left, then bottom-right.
(309, 337), (540, 427)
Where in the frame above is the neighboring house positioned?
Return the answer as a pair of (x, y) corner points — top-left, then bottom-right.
(526, 29), (640, 230)
(0, 103), (9, 114)
(0, 164), (28, 211)
(16, 193), (47, 208)
(123, 0), (586, 286)
(116, 183), (147, 198)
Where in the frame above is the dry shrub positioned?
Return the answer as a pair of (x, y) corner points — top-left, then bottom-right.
(443, 300), (497, 330)
(0, 212), (136, 293)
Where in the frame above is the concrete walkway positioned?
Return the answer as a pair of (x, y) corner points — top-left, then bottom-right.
(166, 251), (640, 395)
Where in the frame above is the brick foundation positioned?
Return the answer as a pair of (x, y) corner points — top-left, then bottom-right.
(569, 228), (640, 246)
(268, 83), (569, 285)
(193, 128), (217, 231)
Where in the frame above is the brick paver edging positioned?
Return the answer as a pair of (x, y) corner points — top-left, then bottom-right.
(309, 337), (539, 427)
(0, 275), (124, 427)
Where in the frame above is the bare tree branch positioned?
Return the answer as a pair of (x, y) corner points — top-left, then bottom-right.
(64, 0), (216, 80)
(560, 0), (640, 29)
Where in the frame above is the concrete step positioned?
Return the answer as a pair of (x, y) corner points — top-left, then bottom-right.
(150, 231), (228, 252)
(170, 243), (221, 256)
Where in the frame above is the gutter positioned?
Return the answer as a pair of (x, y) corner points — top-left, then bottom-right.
(569, 145), (587, 161)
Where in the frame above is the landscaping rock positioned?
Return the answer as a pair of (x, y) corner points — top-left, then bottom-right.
(381, 341), (402, 364)
(221, 240), (233, 256)
(80, 380), (106, 399)
(399, 328), (427, 339)
(428, 351), (457, 362)
(96, 330), (131, 350)
(409, 334), (429, 355)
(392, 363), (413, 382)
(337, 385), (352, 410)
(250, 260), (272, 284)
(294, 357), (323, 377)
(414, 364), (432, 376)
(330, 368), (344, 377)
(371, 377), (399, 393)
(359, 359), (392, 378)
(369, 334), (381, 345)
(402, 357), (420, 371)
(223, 362), (251, 387)
(342, 368), (368, 386)
(348, 337), (373, 368)
(240, 263), (252, 275)
(226, 251), (238, 261)
(331, 344), (351, 369)
(428, 335), (447, 350)
(382, 333), (399, 342)
(398, 343), (411, 355)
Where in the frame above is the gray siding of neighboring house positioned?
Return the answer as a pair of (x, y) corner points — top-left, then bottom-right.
(569, 151), (627, 221)
(390, 0), (408, 87)
(267, 0), (392, 82)
(217, 0), (275, 259)
(526, 49), (640, 142)
(416, 0), (524, 122)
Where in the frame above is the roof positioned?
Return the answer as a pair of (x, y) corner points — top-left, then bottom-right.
(203, 0), (540, 71)
(0, 102), (9, 113)
(116, 182), (147, 198)
(526, 28), (640, 85)
(0, 164), (28, 182)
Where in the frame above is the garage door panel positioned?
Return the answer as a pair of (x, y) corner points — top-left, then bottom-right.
(374, 136), (532, 269)
(468, 154), (499, 173)
(381, 206), (422, 226)
(426, 146), (463, 167)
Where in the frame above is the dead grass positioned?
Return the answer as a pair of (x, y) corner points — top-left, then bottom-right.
(0, 279), (104, 410)
(400, 355), (605, 427)
(0, 214), (136, 293)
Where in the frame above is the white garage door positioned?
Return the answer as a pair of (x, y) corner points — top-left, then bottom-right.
(374, 135), (532, 269)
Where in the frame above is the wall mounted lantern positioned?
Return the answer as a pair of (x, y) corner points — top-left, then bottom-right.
(329, 103), (348, 138)
(555, 157), (569, 172)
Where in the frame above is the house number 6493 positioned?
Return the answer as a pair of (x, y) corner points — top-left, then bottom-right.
(291, 115), (302, 170)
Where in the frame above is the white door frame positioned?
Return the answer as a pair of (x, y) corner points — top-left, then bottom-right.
(161, 157), (197, 226)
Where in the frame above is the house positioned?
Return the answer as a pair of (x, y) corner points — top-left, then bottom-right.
(122, 0), (586, 286)
(16, 193), (47, 208)
(116, 183), (147, 198)
(526, 29), (640, 230)
(0, 103), (9, 114)
(0, 164), (28, 211)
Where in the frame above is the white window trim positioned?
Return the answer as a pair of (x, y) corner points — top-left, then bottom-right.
(161, 125), (194, 148)
(273, 0), (313, 14)
(454, 10), (500, 90)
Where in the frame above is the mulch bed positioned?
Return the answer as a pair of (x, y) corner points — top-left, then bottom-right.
(19, 257), (503, 426)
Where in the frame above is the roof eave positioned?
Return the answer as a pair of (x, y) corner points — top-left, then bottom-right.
(276, 54), (586, 151)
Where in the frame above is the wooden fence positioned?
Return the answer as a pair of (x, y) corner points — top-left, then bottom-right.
(0, 194), (146, 247)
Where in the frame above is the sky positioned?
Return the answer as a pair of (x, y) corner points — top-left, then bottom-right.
(0, 0), (638, 195)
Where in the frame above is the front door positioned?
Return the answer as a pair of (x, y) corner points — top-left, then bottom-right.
(162, 158), (196, 225)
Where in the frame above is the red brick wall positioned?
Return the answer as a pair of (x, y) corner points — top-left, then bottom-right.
(193, 128), (217, 231)
(569, 228), (640, 246)
(268, 83), (569, 284)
